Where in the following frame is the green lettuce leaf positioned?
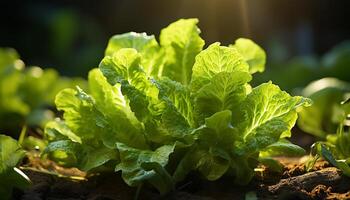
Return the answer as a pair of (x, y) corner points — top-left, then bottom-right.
(43, 140), (83, 167)
(194, 71), (251, 121)
(115, 142), (176, 194)
(50, 87), (123, 170)
(100, 48), (192, 145)
(55, 88), (103, 142)
(160, 18), (204, 85)
(79, 145), (118, 172)
(88, 68), (147, 149)
(233, 82), (311, 148)
(99, 48), (162, 113)
(155, 77), (195, 128)
(45, 119), (82, 143)
(43, 139), (118, 171)
(174, 110), (234, 181)
(259, 138), (305, 157)
(105, 32), (164, 77)
(0, 135), (30, 200)
(231, 38), (266, 74)
(191, 43), (250, 92)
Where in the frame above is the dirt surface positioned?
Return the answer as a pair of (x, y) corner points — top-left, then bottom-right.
(260, 158), (350, 200)
(11, 157), (350, 200)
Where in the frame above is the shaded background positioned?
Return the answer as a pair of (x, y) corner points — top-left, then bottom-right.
(0, 0), (349, 78)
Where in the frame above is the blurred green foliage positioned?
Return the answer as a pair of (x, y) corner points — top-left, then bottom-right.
(307, 98), (350, 176)
(254, 41), (350, 93)
(0, 48), (86, 136)
(298, 78), (350, 138)
(0, 134), (30, 200)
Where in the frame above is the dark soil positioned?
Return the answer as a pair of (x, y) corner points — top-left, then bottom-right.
(11, 157), (350, 200)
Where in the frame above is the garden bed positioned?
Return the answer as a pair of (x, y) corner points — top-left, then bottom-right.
(13, 156), (350, 200)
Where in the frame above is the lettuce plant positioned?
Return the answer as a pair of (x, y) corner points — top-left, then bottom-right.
(307, 98), (350, 175)
(0, 134), (30, 200)
(0, 48), (86, 135)
(44, 18), (311, 194)
(298, 78), (350, 138)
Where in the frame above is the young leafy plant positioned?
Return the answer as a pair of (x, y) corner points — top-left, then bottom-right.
(44, 18), (311, 194)
(0, 48), (86, 136)
(0, 134), (30, 200)
(307, 98), (350, 175)
(297, 78), (350, 138)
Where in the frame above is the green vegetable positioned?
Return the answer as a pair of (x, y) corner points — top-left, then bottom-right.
(307, 98), (350, 175)
(0, 49), (28, 132)
(160, 18), (204, 84)
(0, 48), (86, 135)
(297, 78), (350, 138)
(230, 38), (266, 74)
(0, 134), (30, 200)
(45, 18), (311, 194)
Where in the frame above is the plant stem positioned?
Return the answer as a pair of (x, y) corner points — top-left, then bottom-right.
(18, 125), (27, 145)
